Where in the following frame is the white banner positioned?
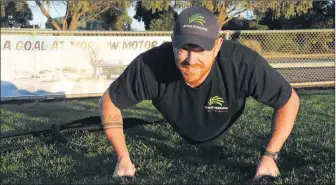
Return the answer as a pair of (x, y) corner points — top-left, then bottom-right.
(1, 35), (171, 100)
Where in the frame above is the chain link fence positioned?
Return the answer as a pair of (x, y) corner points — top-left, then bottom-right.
(1, 28), (334, 88)
(224, 29), (335, 87)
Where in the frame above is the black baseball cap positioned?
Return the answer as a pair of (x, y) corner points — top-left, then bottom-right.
(172, 6), (220, 50)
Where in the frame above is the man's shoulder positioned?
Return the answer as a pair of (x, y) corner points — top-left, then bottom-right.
(141, 41), (173, 62)
(218, 40), (260, 70)
(219, 40), (257, 60)
(138, 41), (179, 82)
(140, 41), (175, 70)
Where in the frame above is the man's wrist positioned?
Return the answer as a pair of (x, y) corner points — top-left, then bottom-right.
(118, 151), (130, 161)
(263, 150), (280, 163)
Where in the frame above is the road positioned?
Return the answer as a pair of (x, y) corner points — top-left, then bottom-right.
(267, 57), (334, 83)
(268, 57), (334, 63)
(278, 67), (334, 83)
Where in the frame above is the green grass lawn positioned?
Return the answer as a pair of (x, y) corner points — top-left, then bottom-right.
(1, 89), (334, 185)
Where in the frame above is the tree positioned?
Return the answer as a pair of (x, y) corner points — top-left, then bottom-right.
(149, 11), (177, 31)
(134, 0), (313, 30)
(114, 11), (132, 31)
(247, 20), (268, 30)
(133, 1), (177, 30)
(0, 1), (33, 28)
(33, 0), (131, 30)
(257, 1), (334, 29)
(300, 0), (334, 29)
(101, 8), (132, 31)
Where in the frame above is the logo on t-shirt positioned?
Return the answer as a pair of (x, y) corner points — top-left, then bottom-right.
(205, 96), (228, 112)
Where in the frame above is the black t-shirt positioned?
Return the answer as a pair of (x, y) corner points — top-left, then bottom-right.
(108, 40), (292, 145)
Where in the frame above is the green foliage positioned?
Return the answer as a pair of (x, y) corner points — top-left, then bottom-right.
(140, 0), (172, 13)
(257, 31), (335, 54)
(100, 8), (132, 31)
(257, 1), (334, 29)
(38, 0), (132, 30)
(248, 21), (268, 30)
(0, 1), (32, 28)
(62, 66), (76, 73)
(134, 0), (313, 30)
(255, 1), (313, 19)
(311, 17), (334, 29)
(134, 1), (177, 30)
(149, 11), (176, 31)
(262, 33), (297, 53)
(45, 17), (63, 29)
(260, 33), (316, 54)
(306, 32), (335, 53)
(105, 66), (127, 76)
(308, 1), (334, 29)
(115, 11), (132, 31)
(241, 39), (263, 54)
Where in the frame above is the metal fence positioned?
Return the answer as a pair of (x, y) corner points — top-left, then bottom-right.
(225, 29), (335, 88)
(1, 28), (335, 88)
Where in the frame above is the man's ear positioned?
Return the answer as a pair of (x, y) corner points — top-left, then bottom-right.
(213, 38), (223, 55)
(171, 35), (176, 52)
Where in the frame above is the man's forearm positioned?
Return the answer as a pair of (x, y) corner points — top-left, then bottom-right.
(99, 91), (130, 159)
(104, 127), (130, 159)
(101, 115), (129, 157)
(265, 89), (300, 153)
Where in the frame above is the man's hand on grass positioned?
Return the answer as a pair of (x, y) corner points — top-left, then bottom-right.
(253, 155), (280, 182)
(113, 154), (136, 177)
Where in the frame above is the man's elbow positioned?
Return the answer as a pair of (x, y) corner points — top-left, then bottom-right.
(98, 90), (108, 112)
(289, 88), (300, 108)
(279, 88), (300, 111)
(98, 96), (103, 112)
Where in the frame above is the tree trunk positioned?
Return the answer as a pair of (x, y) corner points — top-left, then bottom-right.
(221, 16), (233, 29)
(1, 2), (6, 17)
(7, 17), (12, 28)
(217, 4), (230, 29)
(62, 4), (69, 30)
(68, 12), (79, 30)
(217, 4), (245, 29)
(93, 67), (97, 79)
(62, 18), (68, 30)
(35, 0), (62, 30)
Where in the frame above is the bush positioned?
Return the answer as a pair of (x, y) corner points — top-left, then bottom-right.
(294, 32), (335, 54)
(261, 33), (294, 53)
(261, 33), (312, 54)
(240, 39), (263, 54)
(62, 66), (76, 73)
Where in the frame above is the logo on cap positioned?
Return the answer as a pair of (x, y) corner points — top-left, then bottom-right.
(188, 14), (206, 26)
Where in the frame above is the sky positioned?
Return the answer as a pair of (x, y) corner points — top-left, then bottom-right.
(27, 1), (146, 30)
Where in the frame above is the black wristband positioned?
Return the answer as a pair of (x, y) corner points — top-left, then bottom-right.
(263, 150), (280, 163)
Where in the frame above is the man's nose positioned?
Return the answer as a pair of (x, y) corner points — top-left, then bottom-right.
(187, 51), (198, 65)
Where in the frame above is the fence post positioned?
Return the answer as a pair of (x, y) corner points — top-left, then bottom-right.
(225, 31), (230, 40)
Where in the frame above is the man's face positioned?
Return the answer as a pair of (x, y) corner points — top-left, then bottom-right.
(173, 38), (223, 87)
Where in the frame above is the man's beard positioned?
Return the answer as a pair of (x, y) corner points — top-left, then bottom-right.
(178, 59), (212, 86)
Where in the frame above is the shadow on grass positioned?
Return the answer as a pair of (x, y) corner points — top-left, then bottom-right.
(119, 125), (259, 183)
(1, 119), (257, 184)
(2, 114), (334, 184)
(0, 104), (163, 137)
